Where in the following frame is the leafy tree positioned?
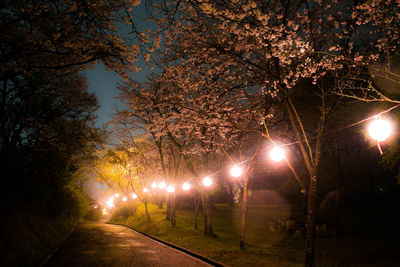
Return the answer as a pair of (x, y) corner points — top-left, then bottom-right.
(0, 0), (147, 227)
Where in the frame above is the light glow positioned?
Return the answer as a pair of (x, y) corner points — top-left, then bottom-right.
(182, 182), (191, 191)
(114, 193), (120, 198)
(158, 182), (166, 189)
(230, 166), (243, 178)
(151, 182), (157, 189)
(143, 188), (148, 193)
(270, 147), (285, 162)
(131, 193), (137, 199)
(167, 185), (175, 193)
(122, 196), (127, 202)
(203, 177), (213, 187)
(106, 197), (115, 209)
(368, 118), (392, 141)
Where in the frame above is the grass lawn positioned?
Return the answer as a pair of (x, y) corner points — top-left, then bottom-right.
(109, 203), (400, 266)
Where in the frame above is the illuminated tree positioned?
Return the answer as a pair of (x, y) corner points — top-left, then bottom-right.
(152, 0), (399, 265)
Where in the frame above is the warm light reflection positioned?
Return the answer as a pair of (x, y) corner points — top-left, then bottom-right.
(270, 146), (285, 162)
(230, 166), (243, 178)
(182, 182), (191, 191)
(368, 118), (392, 141)
(158, 182), (166, 189)
(203, 177), (213, 187)
(167, 185), (175, 193)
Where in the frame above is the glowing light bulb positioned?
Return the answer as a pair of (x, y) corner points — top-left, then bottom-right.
(151, 182), (157, 189)
(158, 182), (166, 189)
(369, 118), (392, 141)
(182, 182), (191, 191)
(270, 147), (285, 162)
(106, 197), (115, 209)
(131, 193), (137, 199)
(203, 177), (213, 187)
(122, 196), (127, 202)
(230, 166), (243, 178)
(143, 188), (148, 193)
(114, 193), (120, 198)
(167, 185), (175, 193)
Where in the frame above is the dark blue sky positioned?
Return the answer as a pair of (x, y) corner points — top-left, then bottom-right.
(86, 2), (153, 129)
(86, 64), (150, 128)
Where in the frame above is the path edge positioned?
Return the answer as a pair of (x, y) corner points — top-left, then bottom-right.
(106, 222), (225, 267)
(40, 220), (79, 267)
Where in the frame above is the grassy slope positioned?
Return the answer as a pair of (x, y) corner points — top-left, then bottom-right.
(111, 203), (400, 267)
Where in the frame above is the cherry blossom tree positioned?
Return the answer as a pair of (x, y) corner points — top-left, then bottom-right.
(151, 0), (399, 265)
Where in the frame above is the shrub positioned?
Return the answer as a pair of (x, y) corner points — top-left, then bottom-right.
(111, 202), (139, 220)
(84, 206), (102, 221)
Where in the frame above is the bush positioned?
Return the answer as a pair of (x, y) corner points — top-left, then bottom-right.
(84, 206), (102, 221)
(111, 202), (139, 220)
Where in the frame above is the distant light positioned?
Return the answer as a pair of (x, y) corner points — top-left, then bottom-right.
(106, 197), (115, 209)
(102, 208), (107, 215)
(368, 118), (392, 141)
(131, 193), (137, 199)
(230, 166), (243, 178)
(158, 182), (166, 189)
(167, 185), (175, 193)
(122, 196), (127, 202)
(203, 177), (213, 187)
(270, 147), (285, 162)
(182, 182), (191, 191)
(151, 182), (157, 189)
(114, 193), (120, 198)
(143, 188), (148, 193)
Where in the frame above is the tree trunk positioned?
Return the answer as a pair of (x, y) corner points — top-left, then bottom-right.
(201, 188), (214, 236)
(305, 173), (317, 267)
(144, 202), (151, 221)
(166, 194), (170, 221)
(170, 193), (176, 226)
(240, 171), (249, 249)
(194, 194), (200, 229)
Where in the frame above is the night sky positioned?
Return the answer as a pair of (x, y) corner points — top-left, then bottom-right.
(86, 63), (150, 128)
(87, 2), (153, 128)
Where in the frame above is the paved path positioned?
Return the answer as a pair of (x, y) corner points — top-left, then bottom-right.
(45, 222), (213, 267)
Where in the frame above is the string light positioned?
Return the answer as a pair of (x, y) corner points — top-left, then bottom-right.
(182, 182), (191, 191)
(158, 182), (166, 189)
(269, 146), (285, 162)
(230, 166), (243, 177)
(167, 185), (175, 193)
(203, 177), (213, 187)
(368, 117), (392, 142)
(114, 105), (399, 199)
